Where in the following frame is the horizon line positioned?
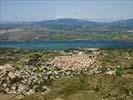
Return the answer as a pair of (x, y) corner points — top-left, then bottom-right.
(0, 18), (133, 23)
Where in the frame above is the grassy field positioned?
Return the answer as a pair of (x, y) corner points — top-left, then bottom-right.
(16, 72), (133, 100)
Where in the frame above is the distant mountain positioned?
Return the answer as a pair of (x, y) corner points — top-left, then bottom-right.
(1, 18), (133, 26)
(0, 18), (133, 32)
(110, 19), (133, 28)
(34, 18), (98, 26)
(32, 18), (133, 32)
(0, 18), (133, 41)
(32, 18), (104, 32)
(112, 19), (133, 24)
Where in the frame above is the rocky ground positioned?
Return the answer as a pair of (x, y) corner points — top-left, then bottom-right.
(0, 48), (133, 100)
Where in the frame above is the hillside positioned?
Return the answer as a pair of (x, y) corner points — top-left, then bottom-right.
(0, 18), (133, 41)
(0, 48), (133, 100)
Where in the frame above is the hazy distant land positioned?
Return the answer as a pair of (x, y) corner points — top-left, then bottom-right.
(0, 19), (133, 41)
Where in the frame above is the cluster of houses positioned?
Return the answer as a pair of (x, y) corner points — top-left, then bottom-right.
(0, 48), (119, 96)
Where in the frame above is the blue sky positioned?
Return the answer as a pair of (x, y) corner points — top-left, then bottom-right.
(0, 0), (133, 22)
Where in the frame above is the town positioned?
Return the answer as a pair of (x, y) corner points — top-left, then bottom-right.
(0, 48), (133, 100)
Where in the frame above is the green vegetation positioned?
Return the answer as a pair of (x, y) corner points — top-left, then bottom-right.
(0, 48), (133, 100)
(18, 73), (133, 100)
(0, 30), (133, 41)
(96, 49), (133, 68)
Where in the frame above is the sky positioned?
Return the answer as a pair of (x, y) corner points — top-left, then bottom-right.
(0, 0), (133, 22)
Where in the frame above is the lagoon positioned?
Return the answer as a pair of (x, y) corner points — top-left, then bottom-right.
(0, 40), (133, 50)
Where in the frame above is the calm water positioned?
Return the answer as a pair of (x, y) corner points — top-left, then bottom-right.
(0, 40), (133, 50)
